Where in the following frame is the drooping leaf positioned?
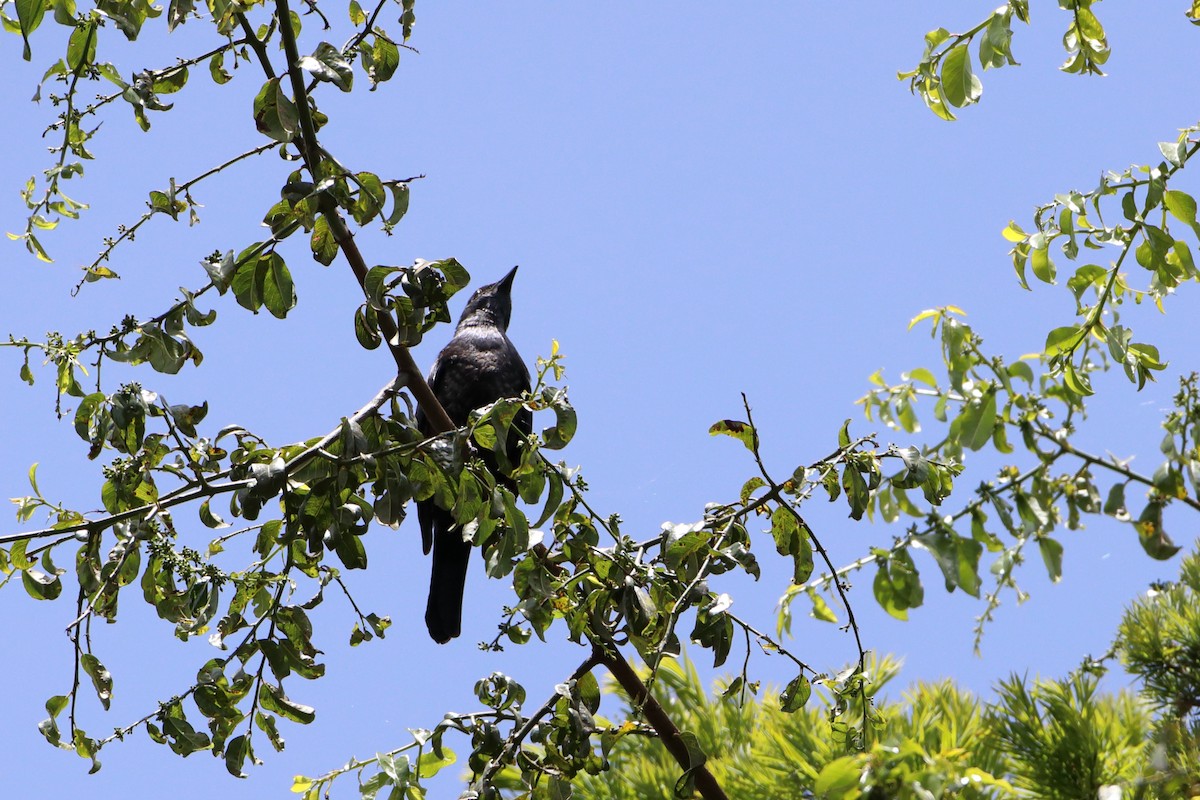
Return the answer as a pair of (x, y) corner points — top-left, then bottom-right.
(940, 45), (981, 108)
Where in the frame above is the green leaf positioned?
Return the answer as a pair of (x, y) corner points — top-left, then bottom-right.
(1062, 361), (1094, 397)
(808, 589), (836, 623)
(384, 183), (410, 226)
(1044, 325), (1085, 358)
(1066, 263), (1107, 301)
(1031, 241), (1055, 283)
(708, 419), (756, 452)
(231, 250), (265, 313)
(1038, 536), (1063, 582)
(66, 20), (97, 76)
(224, 733), (250, 778)
(779, 674), (811, 713)
(1001, 220), (1027, 243)
(907, 367), (937, 388)
(310, 215), (337, 265)
(940, 45), (981, 108)
(209, 51), (231, 84)
(22, 567), (63, 600)
(416, 747), (455, 779)
(913, 527), (970, 593)
(691, 604), (733, 668)
(333, 532), (367, 570)
(1103, 483), (1128, 519)
(1007, 360), (1035, 386)
(258, 683), (315, 724)
(1164, 190), (1197, 226)
(16, 0), (46, 60)
(261, 253), (297, 319)
(354, 305), (382, 350)
(1159, 140), (1187, 168)
(255, 712), (286, 752)
(80, 653), (113, 710)
(955, 537), (982, 598)
(892, 548), (926, 606)
(740, 476), (767, 505)
(908, 308), (942, 331)
(153, 66), (188, 95)
(399, 0), (415, 40)
(769, 507), (797, 560)
(161, 711), (211, 755)
(436, 258), (470, 293)
(873, 549), (926, 618)
(363, 34), (399, 86)
(52, 0), (75, 25)
(351, 171), (385, 224)
(298, 42), (353, 92)
(923, 27), (951, 50)
(10, 537), (33, 570)
(253, 77), (299, 143)
(953, 390), (997, 452)
(39, 695), (68, 747)
(167, 0), (193, 30)
(72, 728), (101, 773)
(541, 395), (576, 450)
(769, 506), (812, 583)
(841, 465), (869, 521)
(1134, 502), (1180, 560)
(873, 566), (907, 621)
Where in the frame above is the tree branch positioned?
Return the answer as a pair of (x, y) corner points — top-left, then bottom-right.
(2, 376), (404, 545)
(741, 394), (872, 747)
(598, 643), (730, 800)
(270, 0), (454, 434)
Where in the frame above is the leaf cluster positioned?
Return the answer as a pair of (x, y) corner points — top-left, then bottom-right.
(899, 1), (1118, 122)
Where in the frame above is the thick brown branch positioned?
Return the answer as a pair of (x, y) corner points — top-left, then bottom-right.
(270, 0), (454, 434)
(237, 14), (277, 80)
(323, 215), (454, 432)
(599, 645), (730, 800)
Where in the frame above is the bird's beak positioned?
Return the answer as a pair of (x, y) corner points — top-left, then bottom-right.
(497, 265), (519, 293)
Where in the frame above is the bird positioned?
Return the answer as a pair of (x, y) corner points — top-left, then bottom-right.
(415, 266), (532, 644)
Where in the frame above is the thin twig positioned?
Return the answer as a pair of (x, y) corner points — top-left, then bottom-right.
(82, 141), (277, 281)
(726, 611), (813, 675)
(740, 393), (872, 747)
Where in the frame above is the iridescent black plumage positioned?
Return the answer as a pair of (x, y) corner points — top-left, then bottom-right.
(415, 267), (531, 643)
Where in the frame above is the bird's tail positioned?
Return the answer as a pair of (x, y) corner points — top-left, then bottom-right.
(424, 508), (471, 644)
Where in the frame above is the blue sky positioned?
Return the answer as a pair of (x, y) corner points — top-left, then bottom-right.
(1, 3), (1198, 797)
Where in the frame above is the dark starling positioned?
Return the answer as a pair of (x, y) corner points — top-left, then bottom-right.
(415, 267), (531, 644)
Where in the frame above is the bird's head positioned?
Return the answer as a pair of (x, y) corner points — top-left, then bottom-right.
(456, 266), (518, 332)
